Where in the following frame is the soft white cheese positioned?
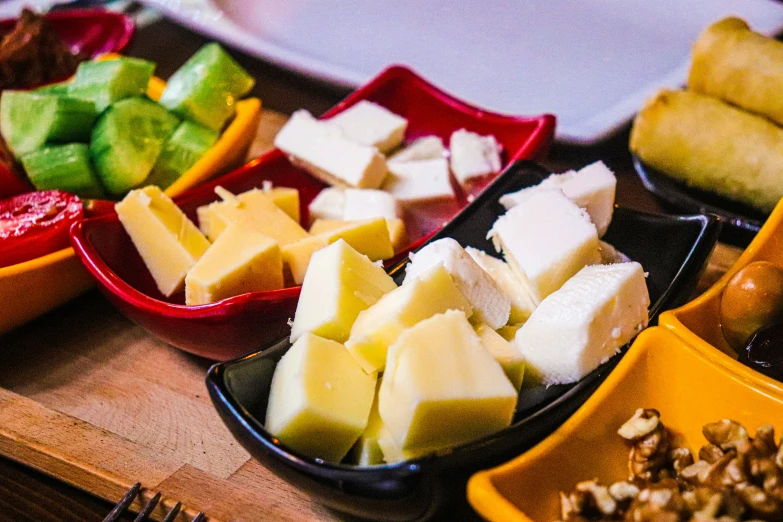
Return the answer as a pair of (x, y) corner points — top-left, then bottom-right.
(449, 129), (502, 186)
(308, 187), (345, 223)
(515, 262), (649, 386)
(274, 110), (388, 189)
(404, 238), (511, 329)
(382, 157), (455, 204)
(499, 161), (617, 237)
(488, 188), (601, 305)
(388, 136), (446, 164)
(343, 188), (399, 221)
(327, 100), (407, 154)
(466, 246), (537, 325)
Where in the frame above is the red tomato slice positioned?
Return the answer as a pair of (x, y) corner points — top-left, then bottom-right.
(0, 190), (82, 268)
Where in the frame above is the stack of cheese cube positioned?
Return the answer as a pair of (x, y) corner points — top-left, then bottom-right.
(264, 161), (651, 466)
(274, 100), (504, 240)
(115, 179), (399, 305)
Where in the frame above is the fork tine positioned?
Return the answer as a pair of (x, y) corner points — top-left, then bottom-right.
(192, 512), (206, 522)
(102, 483), (141, 522)
(132, 491), (161, 522)
(160, 501), (181, 522)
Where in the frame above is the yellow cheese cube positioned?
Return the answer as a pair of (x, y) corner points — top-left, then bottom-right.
(265, 333), (377, 462)
(197, 186), (300, 237)
(345, 264), (473, 373)
(310, 218), (408, 253)
(116, 186), (210, 297)
(199, 187), (309, 244)
(466, 247), (536, 325)
(281, 235), (327, 286)
(184, 224), (283, 305)
(379, 311), (517, 455)
(314, 217), (393, 261)
(475, 324), (525, 391)
(290, 239), (397, 343)
(376, 426), (428, 464)
(351, 380), (385, 466)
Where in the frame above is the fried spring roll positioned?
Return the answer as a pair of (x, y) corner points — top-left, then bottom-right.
(689, 17), (783, 127)
(629, 89), (783, 213)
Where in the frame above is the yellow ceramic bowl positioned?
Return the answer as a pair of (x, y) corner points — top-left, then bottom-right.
(0, 55), (262, 335)
(659, 197), (783, 384)
(467, 326), (783, 522)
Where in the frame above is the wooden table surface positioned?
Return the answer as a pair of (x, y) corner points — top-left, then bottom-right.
(0, 8), (745, 522)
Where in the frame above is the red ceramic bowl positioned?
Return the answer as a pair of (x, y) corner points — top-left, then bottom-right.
(70, 65), (556, 360)
(0, 8), (134, 63)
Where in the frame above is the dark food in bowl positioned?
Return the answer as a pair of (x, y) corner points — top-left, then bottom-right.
(0, 9), (84, 89)
(720, 261), (783, 352)
(559, 408), (783, 521)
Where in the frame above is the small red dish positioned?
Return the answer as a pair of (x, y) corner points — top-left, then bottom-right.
(0, 8), (134, 61)
(70, 65), (556, 360)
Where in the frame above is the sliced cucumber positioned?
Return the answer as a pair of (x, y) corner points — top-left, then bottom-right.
(21, 143), (105, 199)
(145, 120), (219, 189)
(68, 57), (155, 113)
(0, 91), (97, 157)
(90, 97), (180, 195)
(159, 43), (255, 131)
(34, 82), (70, 95)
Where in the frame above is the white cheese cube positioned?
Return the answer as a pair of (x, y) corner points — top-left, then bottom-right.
(382, 158), (455, 204)
(449, 129), (502, 186)
(308, 187), (345, 223)
(515, 262), (649, 386)
(265, 333), (377, 462)
(343, 188), (399, 221)
(488, 188), (601, 305)
(328, 100), (407, 154)
(404, 238), (510, 329)
(378, 310), (517, 456)
(499, 161), (617, 237)
(475, 324), (526, 391)
(274, 110), (388, 189)
(466, 247), (537, 325)
(388, 136), (445, 164)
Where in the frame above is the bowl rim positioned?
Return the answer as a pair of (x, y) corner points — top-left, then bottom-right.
(0, 8), (136, 56)
(660, 195), (783, 398)
(466, 324), (783, 522)
(69, 64), (557, 319)
(203, 195), (722, 482)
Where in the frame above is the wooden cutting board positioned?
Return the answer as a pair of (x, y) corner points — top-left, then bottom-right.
(0, 109), (743, 522)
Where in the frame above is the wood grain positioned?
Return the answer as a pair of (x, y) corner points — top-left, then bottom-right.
(0, 107), (743, 522)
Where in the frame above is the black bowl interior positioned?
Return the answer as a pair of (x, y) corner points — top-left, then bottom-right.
(632, 155), (763, 247)
(207, 160), (722, 521)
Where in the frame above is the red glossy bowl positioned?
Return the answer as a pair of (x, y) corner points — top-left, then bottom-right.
(70, 65), (556, 360)
(0, 9), (134, 59)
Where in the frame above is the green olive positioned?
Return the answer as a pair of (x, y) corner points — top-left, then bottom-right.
(720, 261), (783, 351)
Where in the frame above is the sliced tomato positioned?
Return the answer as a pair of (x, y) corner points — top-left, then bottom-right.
(0, 190), (82, 268)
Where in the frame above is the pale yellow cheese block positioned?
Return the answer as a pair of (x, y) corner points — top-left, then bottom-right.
(345, 264), (473, 374)
(281, 236), (328, 286)
(311, 218), (408, 254)
(378, 310), (517, 457)
(116, 186), (211, 297)
(290, 239), (398, 344)
(184, 224), (284, 305)
(466, 247), (536, 325)
(197, 187), (300, 237)
(351, 380), (385, 466)
(475, 324), (525, 391)
(199, 187), (309, 245)
(313, 217), (394, 262)
(265, 333), (377, 462)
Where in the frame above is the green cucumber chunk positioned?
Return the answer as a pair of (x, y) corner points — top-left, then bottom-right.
(0, 91), (97, 157)
(21, 143), (105, 199)
(68, 57), (155, 112)
(34, 82), (70, 95)
(90, 97), (181, 195)
(159, 43), (254, 131)
(145, 120), (219, 189)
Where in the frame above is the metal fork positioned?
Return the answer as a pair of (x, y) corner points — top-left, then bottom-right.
(103, 482), (206, 522)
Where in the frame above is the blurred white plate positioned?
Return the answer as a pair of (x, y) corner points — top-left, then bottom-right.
(140, 0), (783, 144)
